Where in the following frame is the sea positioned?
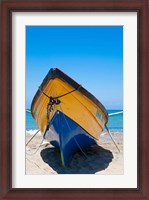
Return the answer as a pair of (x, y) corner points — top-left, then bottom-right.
(26, 110), (123, 134)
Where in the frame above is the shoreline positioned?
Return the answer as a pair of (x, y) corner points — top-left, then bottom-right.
(26, 131), (123, 174)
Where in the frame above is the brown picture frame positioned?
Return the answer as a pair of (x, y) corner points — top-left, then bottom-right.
(0, 0), (148, 199)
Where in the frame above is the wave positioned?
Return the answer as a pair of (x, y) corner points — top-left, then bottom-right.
(26, 109), (31, 113)
(26, 129), (40, 135)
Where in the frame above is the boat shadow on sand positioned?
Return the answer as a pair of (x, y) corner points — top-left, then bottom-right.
(40, 144), (113, 174)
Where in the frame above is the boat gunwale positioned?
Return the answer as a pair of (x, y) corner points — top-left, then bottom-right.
(31, 68), (108, 122)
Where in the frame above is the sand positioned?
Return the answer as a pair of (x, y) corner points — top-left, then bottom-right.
(26, 132), (123, 175)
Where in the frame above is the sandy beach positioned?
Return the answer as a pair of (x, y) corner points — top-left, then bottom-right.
(26, 132), (123, 175)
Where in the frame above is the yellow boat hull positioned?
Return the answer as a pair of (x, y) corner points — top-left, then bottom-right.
(31, 68), (108, 140)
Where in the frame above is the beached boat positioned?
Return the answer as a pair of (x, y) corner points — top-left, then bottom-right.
(31, 68), (108, 166)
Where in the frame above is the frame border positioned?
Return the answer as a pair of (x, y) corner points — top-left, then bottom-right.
(0, 0), (148, 199)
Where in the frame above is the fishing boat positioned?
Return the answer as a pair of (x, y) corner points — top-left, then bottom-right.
(31, 68), (108, 166)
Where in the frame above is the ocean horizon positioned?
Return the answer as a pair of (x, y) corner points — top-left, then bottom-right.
(26, 109), (123, 133)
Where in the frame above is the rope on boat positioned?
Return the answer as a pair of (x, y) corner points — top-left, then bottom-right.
(38, 87), (51, 99)
(39, 84), (80, 120)
(59, 104), (88, 159)
(46, 99), (58, 119)
(43, 104), (56, 139)
(38, 85), (81, 100)
(56, 85), (81, 99)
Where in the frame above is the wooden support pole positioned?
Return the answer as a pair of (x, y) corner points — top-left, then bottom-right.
(26, 129), (40, 146)
(105, 125), (121, 152)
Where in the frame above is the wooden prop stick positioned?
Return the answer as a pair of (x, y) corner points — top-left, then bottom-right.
(105, 125), (121, 152)
(26, 129), (40, 146)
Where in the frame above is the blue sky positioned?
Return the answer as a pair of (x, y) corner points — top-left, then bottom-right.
(26, 26), (123, 110)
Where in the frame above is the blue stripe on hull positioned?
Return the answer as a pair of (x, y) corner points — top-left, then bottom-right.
(44, 110), (96, 166)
